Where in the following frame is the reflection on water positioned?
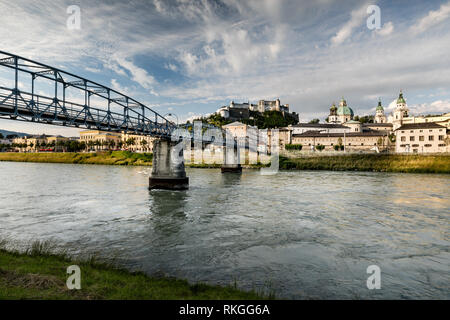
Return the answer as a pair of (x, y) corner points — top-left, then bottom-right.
(0, 161), (449, 299)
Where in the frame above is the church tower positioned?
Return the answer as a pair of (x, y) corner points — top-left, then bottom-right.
(328, 102), (338, 123)
(392, 91), (408, 130)
(374, 99), (387, 124)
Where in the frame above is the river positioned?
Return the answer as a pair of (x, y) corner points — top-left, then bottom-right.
(0, 161), (448, 299)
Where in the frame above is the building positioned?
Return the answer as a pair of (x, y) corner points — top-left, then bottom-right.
(79, 130), (155, 152)
(292, 130), (389, 152)
(388, 91), (409, 130)
(80, 130), (122, 151)
(121, 132), (155, 152)
(401, 112), (450, 130)
(222, 121), (258, 139)
(216, 98), (299, 123)
(374, 99), (387, 124)
(395, 123), (448, 153)
(328, 98), (354, 124)
(363, 123), (393, 132)
(289, 123), (351, 135)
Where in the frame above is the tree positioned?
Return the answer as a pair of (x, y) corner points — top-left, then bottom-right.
(126, 138), (136, 147)
(140, 139), (148, 151)
(315, 144), (325, 151)
(377, 137), (383, 146)
(285, 144), (302, 150)
(308, 118), (320, 124)
(0, 133), (3, 139)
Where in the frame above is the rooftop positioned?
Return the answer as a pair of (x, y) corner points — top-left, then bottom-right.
(291, 123), (350, 128)
(363, 123), (393, 127)
(293, 130), (387, 138)
(396, 123), (447, 130)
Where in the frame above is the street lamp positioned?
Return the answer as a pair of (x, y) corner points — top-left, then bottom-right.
(164, 113), (179, 126)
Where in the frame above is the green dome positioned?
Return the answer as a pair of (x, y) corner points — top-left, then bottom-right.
(397, 91), (405, 104)
(376, 100), (384, 111)
(337, 105), (354, 116)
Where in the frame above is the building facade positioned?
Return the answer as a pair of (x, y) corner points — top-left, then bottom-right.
(395, 123), (448, 153)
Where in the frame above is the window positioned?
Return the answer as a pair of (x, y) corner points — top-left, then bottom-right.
(424, 144), (432, 147)
(438, 144), (446, 147)
(410, 136), (415, 141)
(439, 135), (444, 141)
(429, 136), (434, 141)
(419, 136), (424, 141)
(401, 136), (406, 142)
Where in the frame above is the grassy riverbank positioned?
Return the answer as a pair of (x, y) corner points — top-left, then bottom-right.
(0, 241), (268, 300)
(0, 151), (153, 166)
(279, 154), (450, 174)
(1, 151), (449, 173)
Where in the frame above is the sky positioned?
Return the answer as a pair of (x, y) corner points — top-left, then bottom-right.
(1, 0), (450, 136)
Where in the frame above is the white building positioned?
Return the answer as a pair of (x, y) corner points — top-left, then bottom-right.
(395, 123), (448, 153)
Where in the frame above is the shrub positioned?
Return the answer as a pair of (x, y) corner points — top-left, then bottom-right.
(285, 144), (303, 151)
(315, 144), (325, 151)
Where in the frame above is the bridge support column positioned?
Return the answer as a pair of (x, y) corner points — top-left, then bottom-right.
(149, 139), (189, 190)
(221, 138), (242, 173)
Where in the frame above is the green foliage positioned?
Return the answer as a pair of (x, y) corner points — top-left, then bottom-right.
(353, 115), (374, 124)
(308, 118), (320, 124)
(285, 144), (303, 150)
(315, 144), (325, 151)
(278, 154), (450, 174)
(0, 243), (269, 300)
(242, 110), (298, 129)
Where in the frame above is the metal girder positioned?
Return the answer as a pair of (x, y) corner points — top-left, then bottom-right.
(0, 50), (178, 139)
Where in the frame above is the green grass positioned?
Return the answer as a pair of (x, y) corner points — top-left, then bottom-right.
(0, 241), (271, 300)
(278, 154), (450, 174)
(0, 151), (153, 166)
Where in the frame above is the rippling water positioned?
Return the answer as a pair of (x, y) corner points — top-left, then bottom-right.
(0, 161), (449, 299)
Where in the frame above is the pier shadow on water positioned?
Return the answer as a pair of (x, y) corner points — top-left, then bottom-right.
(220, 172), (242, 187)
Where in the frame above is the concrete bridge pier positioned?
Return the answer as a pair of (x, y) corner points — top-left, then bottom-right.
(149, 139), (189, 190)
(221, 138), (242, 173)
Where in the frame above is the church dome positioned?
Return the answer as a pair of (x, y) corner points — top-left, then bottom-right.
(337, 105), (354, 116)
(397, 91), (405, 104)
(376, 100), (384, 111)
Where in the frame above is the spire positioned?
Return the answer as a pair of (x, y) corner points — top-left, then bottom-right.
(376, 98), (384, 111)
(397, 90), (405, 104)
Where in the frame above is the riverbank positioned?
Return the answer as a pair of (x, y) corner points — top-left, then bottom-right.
(0, 151), (265, 168)
(0, 151), (153, 166)
(0, 241), (268, 300)
(1, 151), (449, 173)
(279, 153), (450, 174)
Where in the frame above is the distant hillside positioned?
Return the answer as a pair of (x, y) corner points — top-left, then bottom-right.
(0, 129), (29, 138)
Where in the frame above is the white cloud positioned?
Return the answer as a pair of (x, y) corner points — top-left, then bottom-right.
(409, 100), (450, 115)
(411, 1), (450, 34)
(376, 21), (394, 36)
(331, 3), (368, 45)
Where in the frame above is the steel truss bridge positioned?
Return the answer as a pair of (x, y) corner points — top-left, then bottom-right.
(0, 50), (176, 139)
(0, 51), (267, 153)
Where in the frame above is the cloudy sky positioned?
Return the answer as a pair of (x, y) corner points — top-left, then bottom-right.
(1, 0), (450, 136)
